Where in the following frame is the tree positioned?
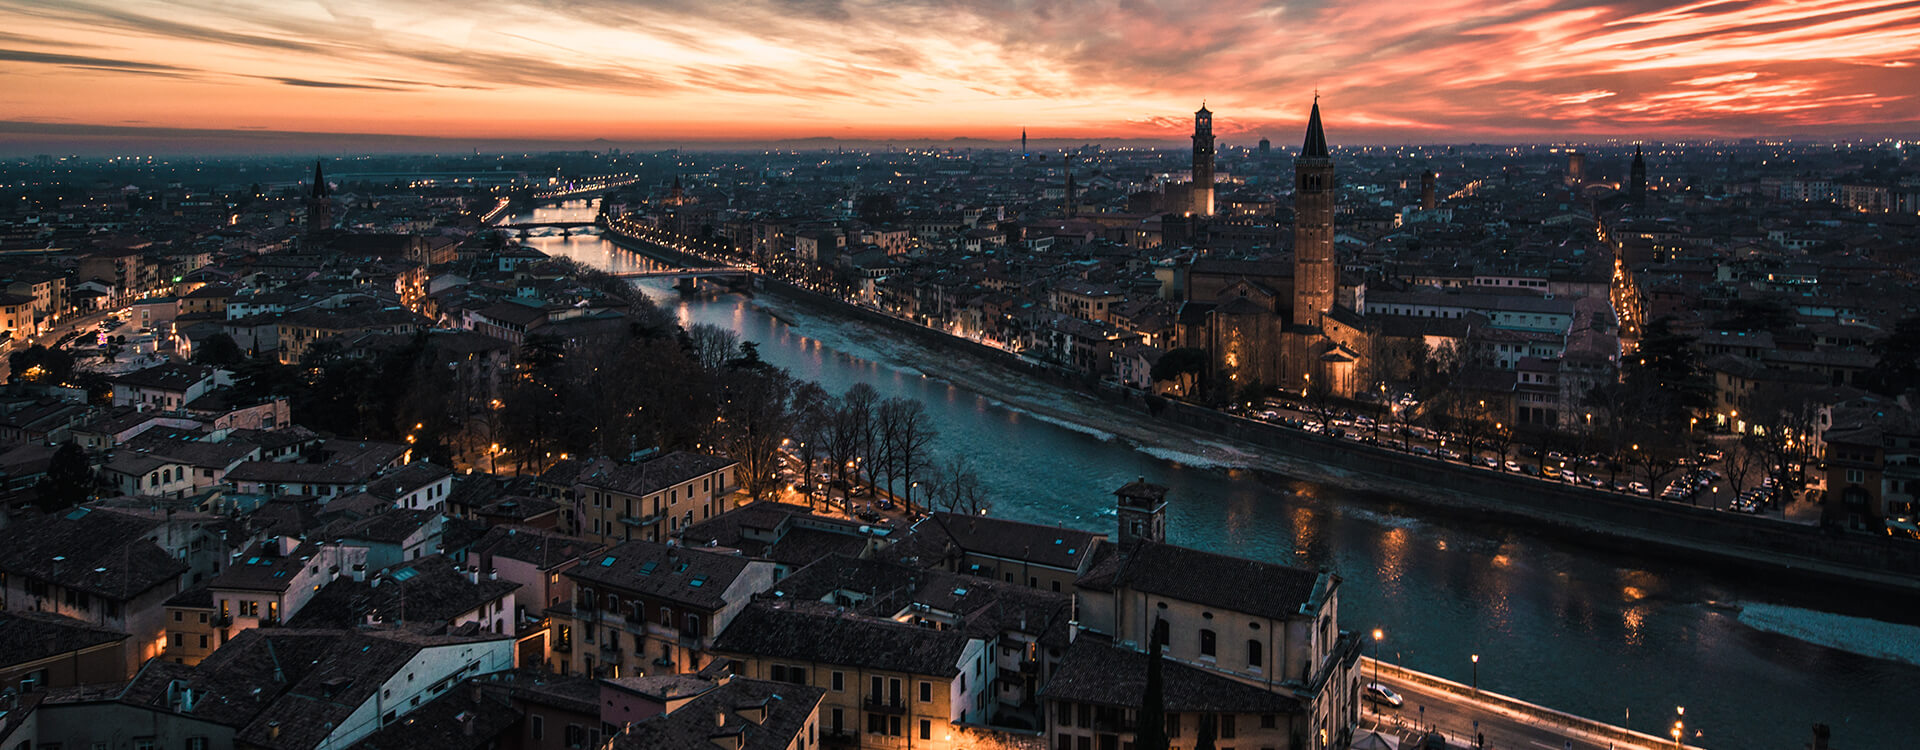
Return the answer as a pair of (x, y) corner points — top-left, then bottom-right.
(192, 333), (245, 367)
(925, 453), (990, 516)
(34, 442), (95, 512)
(1722, 434), (1764, 503)
(878, 397), (938, 515)
(686, 324), (740, 374)
(1150, 347), (1209, 397)
(1135, 620), (1170, 750)
(1303, 376), (1339, 433)
(789, 382), (833, 510)
(1863, 315), (1920, 396)
(843, 383), (880, 497)
(1623, 316), (1710, 430)
(822, 395), (862, 510)
(1194, 712), (1217, 750)
(718, 358), (796, 503)
(8, 344), (73, 385)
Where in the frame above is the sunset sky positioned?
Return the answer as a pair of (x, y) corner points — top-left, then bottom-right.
(1, 0), (1917, 151)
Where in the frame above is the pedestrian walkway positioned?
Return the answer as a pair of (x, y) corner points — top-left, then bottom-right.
(1363, 658), (1704, 750)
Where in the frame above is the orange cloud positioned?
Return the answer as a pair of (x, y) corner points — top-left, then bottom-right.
(0, 0), (1914, 149)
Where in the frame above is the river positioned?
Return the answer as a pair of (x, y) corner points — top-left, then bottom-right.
(508, 201), (1913, 749)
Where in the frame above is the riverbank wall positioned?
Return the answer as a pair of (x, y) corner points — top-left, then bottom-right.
(605, 231), (1920, 592)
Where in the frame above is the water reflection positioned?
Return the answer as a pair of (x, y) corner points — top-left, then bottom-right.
(508, 199), (1913, 749)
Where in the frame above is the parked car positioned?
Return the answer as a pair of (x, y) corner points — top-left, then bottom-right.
(1411, 446), (1435, 457)
(1364, 683), (1404, 708)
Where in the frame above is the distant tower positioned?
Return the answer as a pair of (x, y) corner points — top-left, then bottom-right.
(1114, 477), (1169, 545)
(1420, 169), (1437, 211)
(1567, 151), (1585, 183)
(305, 159), (331, 237)
(1629, 146), (1647, 205)
(1063, 155), (1077, 218)
(667, 175), (686, 206)
(1190, 103), (1215, 216)
(1292, 97), (1336, 329)
(1021, 129), (1028, 160)
(1258, 136), (1271, 158)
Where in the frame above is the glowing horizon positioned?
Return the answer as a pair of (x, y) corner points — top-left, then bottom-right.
(1, 0), (1916, 151)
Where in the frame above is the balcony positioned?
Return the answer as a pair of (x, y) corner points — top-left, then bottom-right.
(863, 696), (907, 715)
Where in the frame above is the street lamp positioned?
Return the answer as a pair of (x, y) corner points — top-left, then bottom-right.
(1471, 654), (1479, 693)
(1371, 629), (1383, 689)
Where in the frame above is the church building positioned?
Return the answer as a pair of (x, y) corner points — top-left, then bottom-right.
(1174, 98), (1371, 398)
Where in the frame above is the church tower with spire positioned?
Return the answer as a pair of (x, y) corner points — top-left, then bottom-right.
(1190, 103), (1215, 216)
(1629, 146), (1647, 206)
(305, 159), (332, 238)
(1291, 98), (1336, 330)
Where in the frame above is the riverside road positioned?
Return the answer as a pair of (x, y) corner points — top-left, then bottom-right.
(512, 199), (1913, 748)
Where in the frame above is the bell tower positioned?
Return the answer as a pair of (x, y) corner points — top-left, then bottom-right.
(1114, 477), (1169, 545)
(305, 159), (332, 238)
(1291, 97), (1336, 330)
(1190, 103), (1215, 216)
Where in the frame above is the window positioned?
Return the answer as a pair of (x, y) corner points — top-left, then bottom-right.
(831, 671), (844, 691)
(132, 740), (155, 750)
(920, 719), (932, 740)
(919, 681), (932, 702)
(1261, 714), (1277, 729)
(1247, 640), (1262, 669)
(1220, 714), (1237, 738)
(1167, 712), (1181, 738)
(1200, 629), (1216, 658)
(565, 724), (586, 747)
(187, 739), (209, 750)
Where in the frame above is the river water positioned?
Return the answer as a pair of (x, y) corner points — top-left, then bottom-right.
(509, 201), (1913, 749)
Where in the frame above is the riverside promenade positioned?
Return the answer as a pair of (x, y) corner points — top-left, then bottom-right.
(1360, 658), (1706, 750)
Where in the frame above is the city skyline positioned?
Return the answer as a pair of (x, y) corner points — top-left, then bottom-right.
(2, 0), (1918, 154)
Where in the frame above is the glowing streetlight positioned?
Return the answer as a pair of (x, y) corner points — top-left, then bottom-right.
(1371, 629), (1384, 691)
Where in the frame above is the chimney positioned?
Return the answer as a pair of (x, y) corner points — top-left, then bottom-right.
(1810, 723), (1831, 750)
(714, 712), (726, 727)
(267, 721), (281, 741)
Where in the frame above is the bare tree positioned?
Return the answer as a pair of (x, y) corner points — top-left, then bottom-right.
(821, 396), (861, 511)
(1722, 434), (1764, 504)
(687, 324), (740, 374)
(842, 383), (880, 497)
(925, 453), (990, 516)
(789, 382), (832, 511)
(887, 398), (938, 516)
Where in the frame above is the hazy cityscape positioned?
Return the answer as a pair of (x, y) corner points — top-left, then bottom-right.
(2, 2), (1918, 750)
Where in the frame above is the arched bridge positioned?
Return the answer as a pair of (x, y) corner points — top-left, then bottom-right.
(495, 221), (597, 230)
(609, 268), (754, 280)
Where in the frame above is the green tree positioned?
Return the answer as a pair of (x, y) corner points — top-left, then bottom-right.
(192, 333), (245, 367)
(1135, 620), (1170, 750)
(1863, 315), (1920, 396)
(1623, 316), (1710, 429)
(1150, 347), (1209, 396)
(34, 442), (94, 512)
(8, 344), (74, 385)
